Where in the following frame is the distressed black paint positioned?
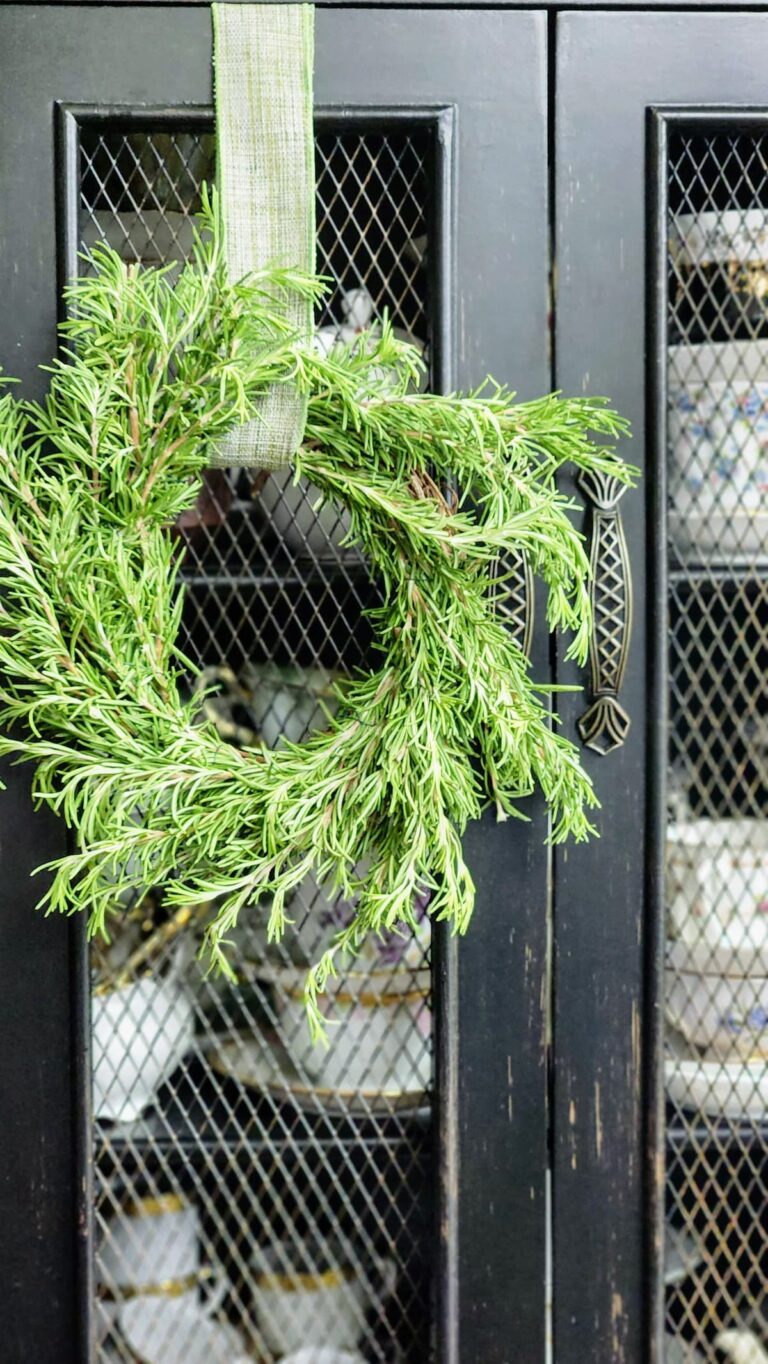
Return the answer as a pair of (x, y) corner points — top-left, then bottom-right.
(554, 16), (768, 1364)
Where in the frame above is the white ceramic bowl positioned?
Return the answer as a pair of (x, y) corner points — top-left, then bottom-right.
(666, 939), (768, 1060)
(670, 210), (768, 268)
(286, 868), (431, 971)
(92, 974), (194, 1122)
(668, 508), (768, 561)
(667, 931), (768, 979)
(665, 1029), (768, 1118)
(280, 972), (431, 1094)
(667, 819), (768, 951)
(98, 1194), (199, 1288)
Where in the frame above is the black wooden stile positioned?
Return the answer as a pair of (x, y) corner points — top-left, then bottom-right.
(645, 103), (670, 1364)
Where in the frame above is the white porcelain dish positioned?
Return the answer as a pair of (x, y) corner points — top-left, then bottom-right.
(96, 1192), (224, 1345)
(207, 1031), (429, 1114)
(668, 509), (768, 563)
(668, 341), (768, 561)
(669, 339), (768, 388)
(666, 819), (768, 952)
(666, 938), (768, 1060)
(668, 930), (768, 978)
(249, 1248), (367, 1355)
(280, 1351), (367, 1364)
(284, 868), (431, 970)
(98, 1194), (200, 1291)
(279, 971), (432, 1093)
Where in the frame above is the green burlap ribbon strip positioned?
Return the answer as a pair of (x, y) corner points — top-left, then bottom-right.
(212, 3), (315, 471)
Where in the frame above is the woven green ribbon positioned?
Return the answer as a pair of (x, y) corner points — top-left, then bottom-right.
(212, 3), (315, 471)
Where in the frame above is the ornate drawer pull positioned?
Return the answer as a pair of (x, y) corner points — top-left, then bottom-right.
(576, 469), (633, 755)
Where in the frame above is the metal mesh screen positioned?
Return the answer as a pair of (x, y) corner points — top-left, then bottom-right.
(665, 126), (768, 1363)
(80, 121), (439, 1364)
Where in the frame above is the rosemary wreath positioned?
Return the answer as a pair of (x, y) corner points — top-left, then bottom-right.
(0, 190), (632, 1036)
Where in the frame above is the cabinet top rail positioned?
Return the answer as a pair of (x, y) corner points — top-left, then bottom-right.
(7, 0), (768, 9)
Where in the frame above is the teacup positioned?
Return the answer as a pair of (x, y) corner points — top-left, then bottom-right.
(670, 209), (768, 269)
(92, 962), (195, 1122)
(288, 869), (431, 971)
(280, 970), (432, 1094)
(96, 1193), (224, 1343)
(250, 1242), (393, 1356)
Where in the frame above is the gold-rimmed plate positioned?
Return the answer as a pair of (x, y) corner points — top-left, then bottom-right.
(205, 1034), (429, 1115)
(232, 959), (432, 998)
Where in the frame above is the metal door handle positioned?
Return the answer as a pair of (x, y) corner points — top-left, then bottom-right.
(576, 469), (633, 755)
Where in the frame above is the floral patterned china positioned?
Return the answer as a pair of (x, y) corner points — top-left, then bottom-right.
(668, 340), (768, 560)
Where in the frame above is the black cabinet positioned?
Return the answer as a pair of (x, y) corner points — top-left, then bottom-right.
(0, 9), (549, 1364)
(2, 6), (768, 1363)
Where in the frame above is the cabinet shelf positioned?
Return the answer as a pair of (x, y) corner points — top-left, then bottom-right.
(93, 1056), (431, 1175)
(95, 1124), (430, 1177)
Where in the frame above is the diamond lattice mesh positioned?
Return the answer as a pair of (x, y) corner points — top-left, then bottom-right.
(79, 121), (440, 1364)
(665, 127), (768, 1363)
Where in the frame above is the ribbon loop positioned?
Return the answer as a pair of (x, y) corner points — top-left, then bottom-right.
(212, 3), (315, 470)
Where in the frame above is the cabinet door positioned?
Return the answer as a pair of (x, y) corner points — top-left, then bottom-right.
(0, 9), (549, 1361)
(556, 14), (768, 1364)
